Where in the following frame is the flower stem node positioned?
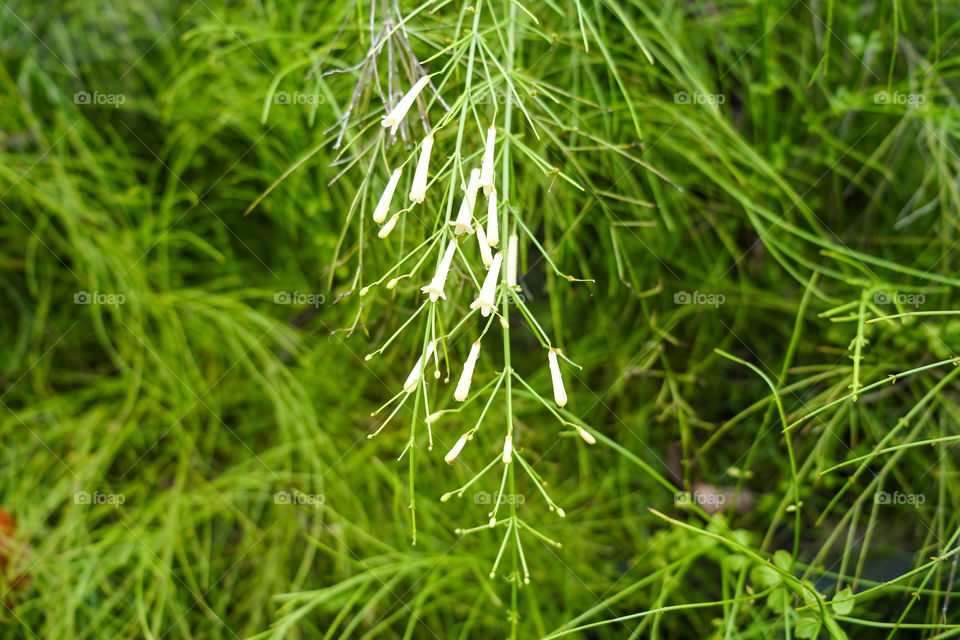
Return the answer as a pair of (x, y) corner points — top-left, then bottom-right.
(502, 435), (513, 464)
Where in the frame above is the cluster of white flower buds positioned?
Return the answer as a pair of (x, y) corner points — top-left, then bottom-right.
(367, 75), (588, 475)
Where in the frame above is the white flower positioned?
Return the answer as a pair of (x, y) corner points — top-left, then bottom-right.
(381, 76), (430, 135)
(403, 341), (436, 392)
(479, 125), (496, 194)
(373, 168), (403, 224)
(378, 213), (399, 238)
(454, 340), (481, 401)
(547, 349), (567, 407)
(506, 233), (519, 287)
(470, 251), (502, 317)
(486, 188), (499, 247)
(502, 435), (512, 464)
(451, 168), (480, 235)
(575, 425), (596, 445)
(421, 240), (458, 301)
(409, 134), (433, 203)
(445, 434), (467, 464)
(475, 223), (493, 267)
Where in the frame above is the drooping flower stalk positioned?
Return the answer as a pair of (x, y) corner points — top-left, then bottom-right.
(409, 134), (434, 203)
(421, 239), (458, 301)
(373, 168), (403, 224)
(381, 76), (430, 135)
(547, 349), (567, 407)
(470, 251), (503, 317)
(454, 340), (482, 401)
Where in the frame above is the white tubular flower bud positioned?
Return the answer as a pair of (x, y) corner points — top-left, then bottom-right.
(502, 435), (513, 464)
(451, 168), (480, 235)
(475, 223), (493, 267)
(486, 188), (499, 246)
(403, 341), (436, 392)
(547, 349), (567, 407)
(506, 233), (518, 287)
(445, 434), (467, 464)
(454, 340), (482, 402)
(373, 168), (402, 224)
(421, 240), (458, 301)
(469, 252), (503, 317)
(409, 134), (433, 203)
(381, 76), (430, 135)
(575, 425), (596, 445)
(378, 213), (399, 238)
(478, 125), (496, 194)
